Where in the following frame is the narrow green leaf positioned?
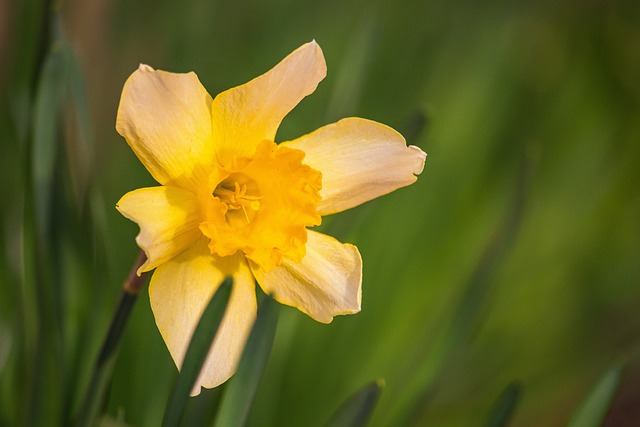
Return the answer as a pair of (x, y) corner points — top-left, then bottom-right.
(31, 42), (65, 236)
(24, 14), (68, 426)
(213, 294), (279, 427)
(485, 382), (522, 427)
(62, 45), (94, 203)
(181, 388), (222, 427)
(396, 146), (536, 426)
(162, 277), (233, 427)
(75, 292), (139, 427)
(400, 109), (428, 147)
(325, 380), (384, 427)
(97, 414), (132, 427)
(325, 13), (378, 122)
(0, 323), (10, 375)
(566, 365), (622, 427)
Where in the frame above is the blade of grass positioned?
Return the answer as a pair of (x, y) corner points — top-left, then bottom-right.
(31, 31), (64, 240)
(162, 277), (233, 427)
(24, 13), (67, 426)
(485, 382), (522, 427)
(62, 44), (94, 205)
(181, 388), (223, 427)
(75, 251), (149, 427)
(399, 109), (428, 148)
(324, 12), (378, 122)
(325, 380), (384, 427)
(566, 365), (622, 427)
(213, 294), (279, 427)
(0, 323), (10, 376)
(397, 145), (536, 426)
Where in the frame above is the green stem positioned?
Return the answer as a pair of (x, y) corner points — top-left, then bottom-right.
(74, 251), (148, 427)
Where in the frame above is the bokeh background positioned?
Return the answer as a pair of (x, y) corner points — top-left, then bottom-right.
(1, 0), (639, 426)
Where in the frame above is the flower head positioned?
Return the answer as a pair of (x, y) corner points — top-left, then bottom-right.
(116, 41), (426, 393)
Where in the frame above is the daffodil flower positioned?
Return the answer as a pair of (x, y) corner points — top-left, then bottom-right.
(115, 41), (426, 392)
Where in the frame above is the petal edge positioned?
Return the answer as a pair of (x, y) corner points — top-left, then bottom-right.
(116, 65), (215, 190)
(252, 230), (362, 323)
(211, 41), (327, 167)
(149, 241), (257, 393)
(283, 117), (426, 215)
(116, 186), (202, 274)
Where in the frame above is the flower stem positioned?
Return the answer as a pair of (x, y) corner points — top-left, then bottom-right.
(74, 250), (149, 427)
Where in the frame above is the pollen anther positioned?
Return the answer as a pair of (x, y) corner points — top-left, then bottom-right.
(213, 180), (262, 223)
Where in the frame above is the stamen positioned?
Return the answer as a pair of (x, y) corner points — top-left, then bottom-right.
(213, 180), (262, 223)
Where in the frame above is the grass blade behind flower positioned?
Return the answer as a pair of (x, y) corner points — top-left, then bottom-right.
(566, 365), (622, 427)
(31, 40), (64, 237)
(213, 294), (279, 427)
(485, 382), (522, 427)
(395, 145), (535, 426)
(162, 277), (233, 427)
(324, 13), (378, 123)
(62, 44), (94, 205)
(325, 380), (384, 427)
(24, 14), (66, 425)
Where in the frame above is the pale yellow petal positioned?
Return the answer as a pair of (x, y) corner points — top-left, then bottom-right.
(283, 117), (427, 215)
(149, 239), (257, 393)
(116, 186), (202, 274)
(116, 64), (214, 190)
(211, 41), (326, 168)
(252, 230), (361, 323)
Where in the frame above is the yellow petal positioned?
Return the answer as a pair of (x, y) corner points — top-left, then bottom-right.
(116, 64), (215, 190)
(211, 41), (326, 168)
(149, 239), (257, 393)
(116, 186), (202, 274)
(251, 230), (362, 323)
(283, 117), (427, 215)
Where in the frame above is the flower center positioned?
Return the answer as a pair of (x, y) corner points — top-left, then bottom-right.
(199, 140), (322, 271)
(213, 175), (262, 224)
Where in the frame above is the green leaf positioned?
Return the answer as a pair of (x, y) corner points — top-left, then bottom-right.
(24, 14), (68, 427)
(566, 365), (622, 427)
(0, 322), (10, 376)
(400, 109), (428, 147)
(485, 382), (522, 427)
(31, 41), (65, 236)
(162, 277), (233, 427)
(75, 292), (139, 427)
(213, 294), (279, 427)
(325, 380), (384, 427)
(62, 44), (94, 203)
(325, 12), (378, 122)
(393, 147), (535, 426)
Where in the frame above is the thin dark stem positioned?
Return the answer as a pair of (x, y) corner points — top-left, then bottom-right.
(75, 250), (148, 426)
(122, 250), (149, 295)
(95, 250), (148, 365)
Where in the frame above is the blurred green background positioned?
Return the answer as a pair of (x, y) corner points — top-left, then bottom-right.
(1, 0), (639, 426)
